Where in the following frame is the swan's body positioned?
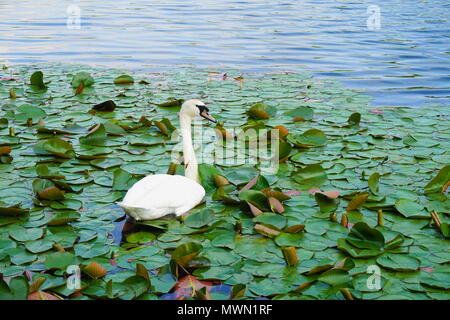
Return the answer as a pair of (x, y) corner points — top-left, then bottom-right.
(117, 99), (216, 221)
(118, 174), (205, 220)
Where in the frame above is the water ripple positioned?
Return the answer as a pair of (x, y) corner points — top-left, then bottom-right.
(0, 0), (449, 107)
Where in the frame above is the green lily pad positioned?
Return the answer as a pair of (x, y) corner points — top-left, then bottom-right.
(376, 254), (420, 272)
(184, 209), (213, 228)
(44, 252), (77, 270)
(9, 226), (43, 242)
(288, 129), (327, 148)
(347, 222), (385, 250)
(33, 138), (74, 158)
(125, 232), (156, 244)
(71, 71), (95, 88)
(114, 75), (135, 85)
(424, 165), (450, 194)
(294, 164), (327, 189)
(30, 71), (46, 89)
(171, 242), (203, 266)
(395, 199), (429, 219)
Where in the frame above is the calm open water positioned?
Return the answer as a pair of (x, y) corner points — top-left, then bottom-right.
(1, 0), (449, 107)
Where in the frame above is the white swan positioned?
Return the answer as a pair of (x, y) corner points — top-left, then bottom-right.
(117, 99), (216, 221)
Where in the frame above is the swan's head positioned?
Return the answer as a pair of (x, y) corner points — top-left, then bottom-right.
(180, 99), (216, 123)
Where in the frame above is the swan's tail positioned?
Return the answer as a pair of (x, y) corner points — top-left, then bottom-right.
(116, 202), (152, 221)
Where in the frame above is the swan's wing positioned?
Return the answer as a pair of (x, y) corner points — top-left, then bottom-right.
(121, 174), (205, 212)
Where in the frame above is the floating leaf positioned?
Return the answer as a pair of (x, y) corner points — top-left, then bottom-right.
(128, 134), (164, 146)
(368, 173), (381, 195)
(83, 261), (108, 278)
(198, 164), (222, 192)
(71, 71), (94, 88)
(376, 254), (420, 272)
(241, 175), (270, 193)
(346, 112), (361, 127)
(246, 103), (276, 120)
(274, 232), (303, 247)
(318, 269), (351, 288)
(346, 192), (369, 211)
(90, 157), (123, 169)
(75, 81), (84, 95)
(346, 222), (385, 250)
(79, 124), (108, 146)
(47, 210), (80, 225)
(0, 204), (29, 217)
(9, 88), (16, 99)
(262, 189), (291, 201)
(14, 104), (46, 122)
(337, 238), (383, 258)
(254, 223), (281, 238)
(32, 179), (65, 201)
(239, 190), (269, 211)
(287, 129), (327, 148)
(92, 100), (117, 112)
(25, 239), (53, 253)
(121, 276), (149, 299)
(0, 146), (11, 155)
(420, 272), (450, 290)
(157, 99), (184, 108)
(278, 139), (292, 161)
(28, 277), (46, 294)
(424, 165), (450, 194)
(231, 284), (246, 299)
(212, 174), (230, 188)
(1, 276), (29, 300)
(268, 196), (285, 213)
(282, 246), (298, 266)
(114, 75), (134, 85)
(30, 71), (46, 89)
(184, 209), (213, 228)
(28, 291), (60, 300)
(273, 125), (289, 138)
(112, 168), (139, 191)
(294, 164), (327, 189)
(173, 275), (212, 299)
(33, 138), (74, 158)
(441, 223), (450, 238)
(135, 263), (150, 289)
(125, 232), (156, 244)
(314, 192), (340, 213)
(171, 242), (203, 266)
(44, 252), (76, 270)
(36, 164), (65, 179)
(284, 107), (313, 121)
(395, 199), (429, 218)
(9, 226), (43, 242)
(253, 212), (287, 229)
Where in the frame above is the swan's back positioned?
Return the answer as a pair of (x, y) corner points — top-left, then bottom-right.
(118, 174), (205, 220)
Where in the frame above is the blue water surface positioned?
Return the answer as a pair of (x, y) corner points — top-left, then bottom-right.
(0, 0), (449, 107)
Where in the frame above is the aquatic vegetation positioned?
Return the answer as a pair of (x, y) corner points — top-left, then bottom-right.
(0, 64), (448, 300)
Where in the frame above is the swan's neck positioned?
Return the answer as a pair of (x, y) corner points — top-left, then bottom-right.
(179, 113), (199, 183)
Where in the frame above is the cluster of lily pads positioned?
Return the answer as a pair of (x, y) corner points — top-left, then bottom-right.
(0, 63), (448, 300)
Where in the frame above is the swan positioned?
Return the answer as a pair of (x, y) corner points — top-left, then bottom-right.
(117, 99), (216, 221)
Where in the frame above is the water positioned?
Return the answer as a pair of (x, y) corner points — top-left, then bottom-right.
(1, 0), (449, 107)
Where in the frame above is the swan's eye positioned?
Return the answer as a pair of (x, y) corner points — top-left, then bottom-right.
(196, 105), (209, 113)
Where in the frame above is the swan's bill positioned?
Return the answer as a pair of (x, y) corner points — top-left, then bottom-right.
(200, 109), (217, 123)
(195, 102), (217, 123)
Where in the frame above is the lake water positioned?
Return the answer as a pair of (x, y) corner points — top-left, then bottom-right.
(1, 0), (449, 107)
